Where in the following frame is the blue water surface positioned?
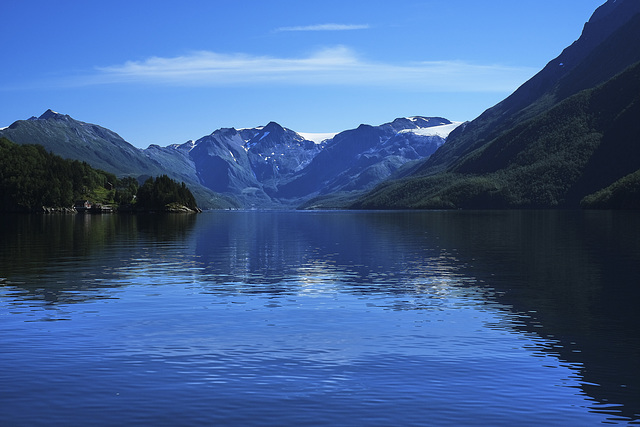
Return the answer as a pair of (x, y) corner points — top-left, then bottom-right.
(1, 211), (638, 426)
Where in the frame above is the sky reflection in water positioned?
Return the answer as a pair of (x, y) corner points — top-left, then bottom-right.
(0, 211), (638, 426)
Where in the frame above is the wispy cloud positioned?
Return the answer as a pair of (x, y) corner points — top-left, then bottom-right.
(88, 46), (535, 93)
(275, 23), (370, 32)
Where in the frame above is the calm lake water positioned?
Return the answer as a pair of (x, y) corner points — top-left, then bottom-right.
(1, 210), (639, 426)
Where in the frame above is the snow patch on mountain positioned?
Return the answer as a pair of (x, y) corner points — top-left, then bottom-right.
(238, 126), (264, 131)
(298, 132), (339, 143)
(406, 116), (432, 123)
(400, 122), (463, 138)
(229, 150), (238, 163)
(259, 131), (270, 141)
(38, 109), (70, 121)
(167, 140), (196, 152)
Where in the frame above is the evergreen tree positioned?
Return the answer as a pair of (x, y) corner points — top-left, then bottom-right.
(135, 175), (198, 211)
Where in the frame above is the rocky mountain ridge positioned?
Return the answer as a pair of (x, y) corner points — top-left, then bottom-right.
(0, 110), (458, 209)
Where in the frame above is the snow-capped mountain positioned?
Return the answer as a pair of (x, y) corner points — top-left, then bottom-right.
(180, 115), (458, 206)
(273, 117), (459, 202)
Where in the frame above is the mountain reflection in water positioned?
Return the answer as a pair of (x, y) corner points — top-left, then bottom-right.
(0, 210), (638, 425)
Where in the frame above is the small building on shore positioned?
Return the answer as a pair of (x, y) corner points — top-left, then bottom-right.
(74, 200), (92, 212)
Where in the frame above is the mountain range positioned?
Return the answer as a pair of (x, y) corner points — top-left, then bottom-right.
(0, 110), (456, 209)
(352, 0), (640, 209)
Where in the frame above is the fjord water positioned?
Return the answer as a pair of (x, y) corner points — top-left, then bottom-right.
(1, 211), (638, 426)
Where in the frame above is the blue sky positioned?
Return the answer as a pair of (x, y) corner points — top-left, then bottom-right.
(2, 0), (605, 148)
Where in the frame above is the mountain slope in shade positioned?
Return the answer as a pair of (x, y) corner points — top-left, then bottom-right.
(353, 64), (640, 209)
(1, 110), (162, 177)
(353, 0), (640, 210)
(188, 127), (274, 207)
(412, 0), (640, 175)
(245, 122), (325, 186)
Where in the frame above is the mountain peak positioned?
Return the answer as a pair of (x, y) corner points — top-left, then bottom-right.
(263, 121), (285, 133)
(38, 109), (70, 121)
(589, 0), (628, 24)
(246, 121), (290, 147)
(390, 117), (452, 130)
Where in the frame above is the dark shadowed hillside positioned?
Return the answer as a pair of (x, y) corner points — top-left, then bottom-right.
(1, 110), (164, 177)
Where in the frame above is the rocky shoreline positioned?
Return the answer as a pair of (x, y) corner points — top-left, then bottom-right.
(37, 204), (201, 214)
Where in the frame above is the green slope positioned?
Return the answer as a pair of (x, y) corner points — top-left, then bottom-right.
(0, 137), (206, 213)
(581, 169), (640, 209)
(0, 137), (116, 212)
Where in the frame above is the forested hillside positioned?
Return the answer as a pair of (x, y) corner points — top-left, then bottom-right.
(0, 137), (116, 212)
(0, 138), (199, 212)
(136, 175), (198, 212)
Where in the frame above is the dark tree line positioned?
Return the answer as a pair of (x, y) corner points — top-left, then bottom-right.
(1, 138), (198, 212)
(0, 137), (115, 212)
(136, 175), (198, 211)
